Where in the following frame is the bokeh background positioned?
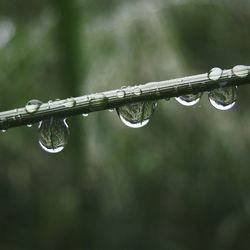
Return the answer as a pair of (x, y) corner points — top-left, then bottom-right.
(1, 0), (250, 249)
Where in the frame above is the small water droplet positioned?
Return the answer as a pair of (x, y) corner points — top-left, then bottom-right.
(175, 93), (202, 106)
(27, 124), (32, 128)
(38, 117), (69, 153)
(82, 113), (89, 117)
(232, 65), (250, 78)
(25, 99), (42, 114)
(117, 101), (157, 128)
(1, 129), (7, 133)
(208, 86), (237, 110)
(208, 67), (223, 81)
(47, 100), (53, 109)
(64, 98), (76, 108)
(133, 86), (142, 96)
(117, 90), (126, 98)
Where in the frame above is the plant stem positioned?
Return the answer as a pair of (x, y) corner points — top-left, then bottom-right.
(1, 65), (249, 130)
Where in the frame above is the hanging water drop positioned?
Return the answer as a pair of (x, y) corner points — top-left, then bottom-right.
(27, 124), (32, 128)
(208, 86), (237, 110)
(38, 117), (69, 153)
(232, 65), (250, 78)
(25, 99), (42, 114)
(175, 93), (202, 106)
(82, 113), (89, 117)
(208, 67), (223, 81)
(117, 101), (157, 128)
(1, 129), (7, 133)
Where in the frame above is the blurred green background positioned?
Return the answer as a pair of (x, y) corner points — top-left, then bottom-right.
(0, 0), (250, 249)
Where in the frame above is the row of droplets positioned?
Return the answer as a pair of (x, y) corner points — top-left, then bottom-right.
(11, 85), (237, 153)
(1, 65), (249, 153)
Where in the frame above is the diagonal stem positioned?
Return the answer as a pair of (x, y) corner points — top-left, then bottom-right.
(0, 65), (249, 130)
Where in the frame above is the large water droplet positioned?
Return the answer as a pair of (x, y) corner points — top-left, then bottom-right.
(175, 93), (202, 106)
(208, 86), (237, 110)
(232, 65), (250, 78)
(208, 67), (223, 81)
(117, 101), (157, 128)
(25, 99), (42, 114)
(38, 118), (69, 153)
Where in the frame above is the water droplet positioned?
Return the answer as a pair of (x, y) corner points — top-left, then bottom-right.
(1, 129), (7, 133)
(38, 118), (69, 153)
(25, 99), (42, 114)
(82, 113), (89, 117)
(208, 67), (223, 81)
(64, 98), (76, 108)
(117, 90), (126, 98)
(175, 93), (202, 106)
(108, 109), (114, 112)
(47, 100), (53, 109)
(232, 65), (250, 78)
(133, 86), (142, 96)
(117, 101), (157, 128)
(208, 86), (237, 110)
(27, 124), (32, 128)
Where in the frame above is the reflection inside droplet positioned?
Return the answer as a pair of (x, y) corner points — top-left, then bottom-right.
(208, 86), (237, 110)
(116, 101), (157, 128)
(175, 93), (202, 106)
(38, 118), (69, 153)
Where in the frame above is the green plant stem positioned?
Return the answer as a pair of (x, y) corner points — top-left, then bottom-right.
(0, 65), (249, 130)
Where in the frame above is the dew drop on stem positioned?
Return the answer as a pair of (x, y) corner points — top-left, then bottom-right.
(25, 99), (43, 114)
(208, 67), (223, 81)
(208, 86), (237, 110)
(232, 65), (250, 78)
(116, 101), (157, 128)
(175, 93), (202, 106)
(38, 117), (69, 153)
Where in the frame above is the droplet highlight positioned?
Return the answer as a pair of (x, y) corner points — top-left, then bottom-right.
(38, 118), (69, 153)
(64, 98), (76, 108)
(133, 86), (142, 96)
(25, 99), (42, 114)
(208, 67), (223, 81)
(117, 101), (157, 128)
(82, 113), (89, 117)
(208, 86), (237, 110)
(175, 93), (202, 106)
(232, 65), (250, 78)
(117, 90), (126, 98)
(27, 124), (32, 128)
